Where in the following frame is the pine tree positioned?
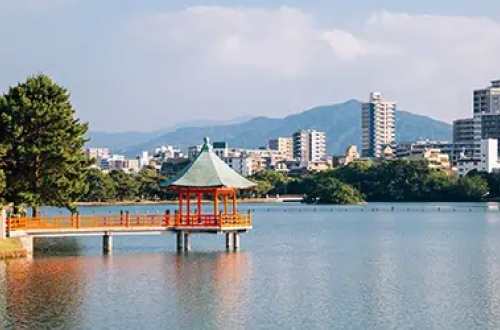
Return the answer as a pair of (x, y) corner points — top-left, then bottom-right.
(0, 74), (89, 215)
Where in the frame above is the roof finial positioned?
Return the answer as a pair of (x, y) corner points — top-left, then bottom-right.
(201, 137), (212, 152)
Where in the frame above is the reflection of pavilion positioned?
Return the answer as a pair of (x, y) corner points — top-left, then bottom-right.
(164, 137), (255, 251)
(172, 252), (252, 328)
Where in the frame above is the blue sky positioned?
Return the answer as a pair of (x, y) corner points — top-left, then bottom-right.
(1, 1), (500, 132)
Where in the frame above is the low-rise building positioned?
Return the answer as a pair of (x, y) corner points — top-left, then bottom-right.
(332, 145), (360, 167)
(85, 147), (111, 160)
(457, 139), (500, 176)
(408, 148), (451, 171)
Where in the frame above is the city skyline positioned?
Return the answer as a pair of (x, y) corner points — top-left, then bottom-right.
(1, 1), (500, 132)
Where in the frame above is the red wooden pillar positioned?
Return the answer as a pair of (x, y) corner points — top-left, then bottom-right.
(186, 190), (191, 225)
(178, 191), (183, 224)
(197, 191), (202, 222)
(214, 189), (219, 225)
(232, 189), (237, 215)
(223, 193), (228, 215)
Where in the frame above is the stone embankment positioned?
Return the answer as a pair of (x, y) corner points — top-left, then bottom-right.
(0, 238), (27, 259)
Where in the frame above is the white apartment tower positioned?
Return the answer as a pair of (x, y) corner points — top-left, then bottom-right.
(268, 137), (294, 160)
(292, 129), (326, 162)
(361, 92), (396, 158)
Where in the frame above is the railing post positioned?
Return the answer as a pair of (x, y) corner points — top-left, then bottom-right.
(164, 210), (170, 227)
(76, 212), (80, 229)
(125, 211), (130, 227)
(174, 210), (179, 227)
(120, 210), (124, 226)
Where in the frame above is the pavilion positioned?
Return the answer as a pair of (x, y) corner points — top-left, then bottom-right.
(164, 137), (256, 251)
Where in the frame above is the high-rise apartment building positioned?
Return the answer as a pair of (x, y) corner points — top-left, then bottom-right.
(292, 129), (326, 162)
(473, 80), (500, 115)
(453, 80), (500, 162)
(361, 92), (396, 158)
(268, 137), (293, 160)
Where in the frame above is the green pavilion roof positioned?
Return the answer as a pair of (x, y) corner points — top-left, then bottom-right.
(164, 138), (256, 189)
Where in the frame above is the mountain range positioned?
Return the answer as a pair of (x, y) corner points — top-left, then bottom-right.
(86, 99), (452, 156)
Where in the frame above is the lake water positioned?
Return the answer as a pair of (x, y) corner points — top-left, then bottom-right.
(2, 203), (500, 329)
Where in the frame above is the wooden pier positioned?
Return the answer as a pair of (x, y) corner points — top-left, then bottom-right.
(4, 137), (256, 255)
(6, 211), (252, 254)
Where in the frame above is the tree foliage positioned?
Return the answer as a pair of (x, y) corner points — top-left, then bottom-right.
(304, 176), (364, 204)
(248, 160), (495, 204)
(0, 74), (89, 214)
(81, 168), (116, 202)
(108, 170), (139, 201)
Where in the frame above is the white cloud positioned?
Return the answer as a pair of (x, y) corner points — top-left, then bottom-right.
(3, 4), (500, 130)
(121, 6), (500, 127)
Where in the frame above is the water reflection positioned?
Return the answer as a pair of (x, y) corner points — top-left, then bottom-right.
(0, 257), (85, 329)
(2, 206), (500, 329)
(173, 252), (252, 329)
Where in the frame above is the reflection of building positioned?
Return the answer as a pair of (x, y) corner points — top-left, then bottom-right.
(292, 129), (326, 162)
(362, 92), (396, 158)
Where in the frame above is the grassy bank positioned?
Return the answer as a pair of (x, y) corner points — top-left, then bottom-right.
(0, 238), (27, 259)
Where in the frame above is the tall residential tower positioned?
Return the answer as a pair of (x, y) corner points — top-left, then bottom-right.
(361, 92), (396, 158)
(292, 129), (326, 163)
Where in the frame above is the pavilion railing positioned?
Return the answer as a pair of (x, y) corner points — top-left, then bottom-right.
(174, 213), (252, 228)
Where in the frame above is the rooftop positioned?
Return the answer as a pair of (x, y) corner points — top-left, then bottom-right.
(163, 138), (256, 189)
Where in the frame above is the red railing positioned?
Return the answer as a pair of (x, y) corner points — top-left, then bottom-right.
(7, 212), (252, 232)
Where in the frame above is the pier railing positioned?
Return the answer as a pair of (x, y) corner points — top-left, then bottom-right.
(6, 212), (252, 232)
(174, 213), (252, 228)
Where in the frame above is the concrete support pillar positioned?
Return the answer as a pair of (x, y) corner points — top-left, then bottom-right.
(19, 236), (34, 256)
(184, 232), (191, 252)
(0, 209), (6, 240)
(233, 232), (240, 251)
(176, 231), (184, 251)
(226, 232), (233, 250)
(103, 233), (113, 255)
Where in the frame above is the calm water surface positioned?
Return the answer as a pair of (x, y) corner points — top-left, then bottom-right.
(2, 203), (500, 329)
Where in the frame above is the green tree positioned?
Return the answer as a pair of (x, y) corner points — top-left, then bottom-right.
(109, 170), (139, 201)
(453, 175), (489, 201)
(251, 170), (289, 194)
(82, 168), (115, 202)
(137, 166), (163, 200)
(0, 74), (89, 215)
(304, 176), (364, 204)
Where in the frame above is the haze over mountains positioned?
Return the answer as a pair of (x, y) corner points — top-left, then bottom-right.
(87, 100), (452, 156)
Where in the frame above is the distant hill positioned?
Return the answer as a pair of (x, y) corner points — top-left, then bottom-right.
(86, 116), (255, 150)
(88, 99), (452, 156)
